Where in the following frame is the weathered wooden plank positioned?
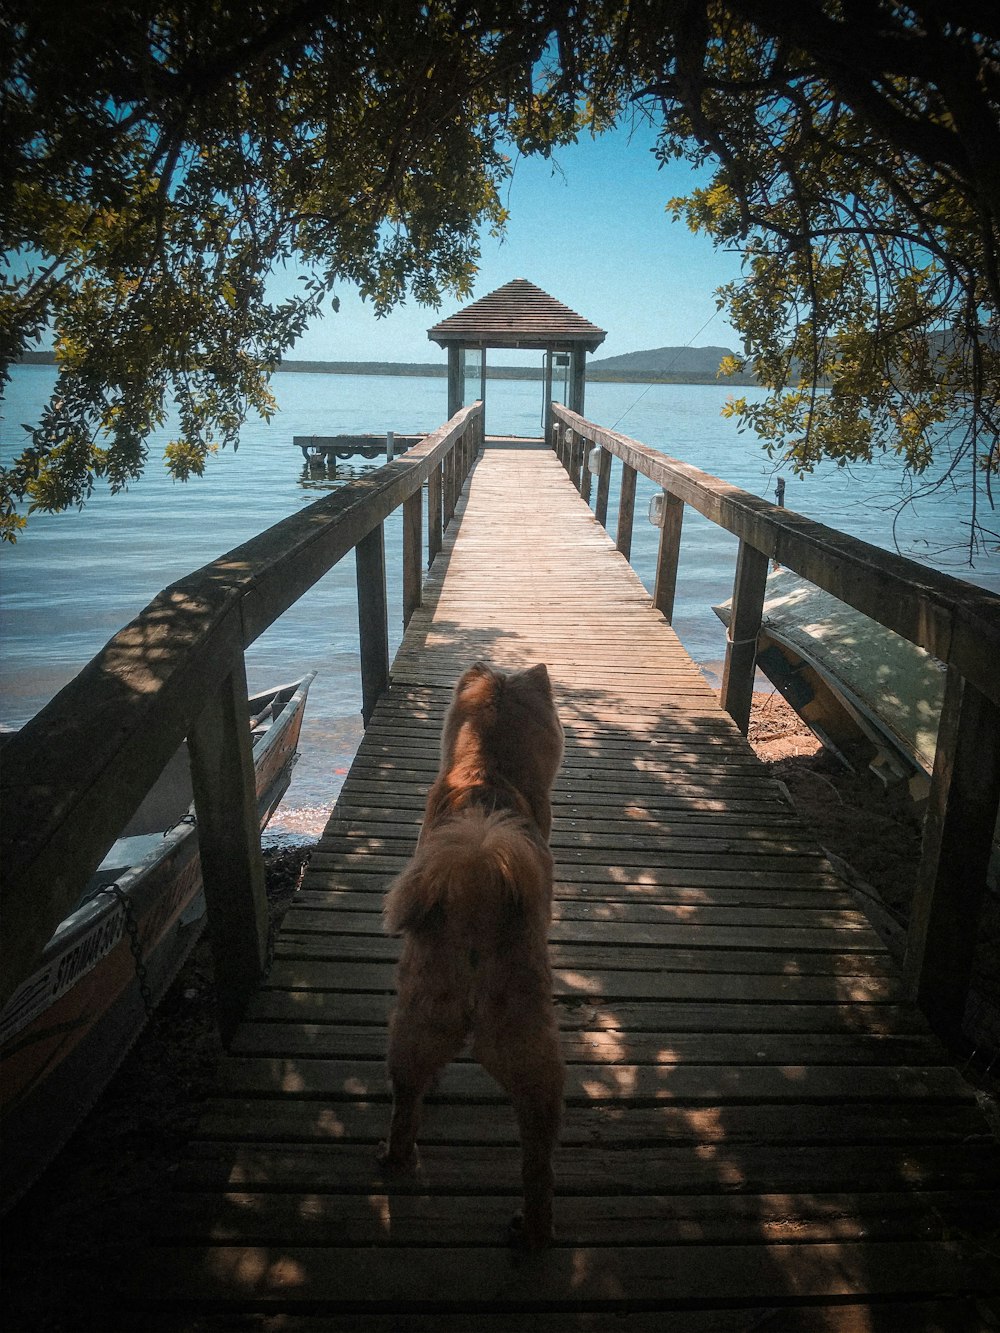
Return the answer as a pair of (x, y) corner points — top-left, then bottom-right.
(229, 1025), (943, 1067)
(273, 937), (893, 979)
(212, 1057), (969, 1105)
(186, 1097), (985, 1149)
(305, 855), (845, 891)
(176, 1138), (997, 1198)
(298, 871), (856, 910)
(291, 893), (872, 929)
(311, 845), (832, 878)
(263, 958), (903, 1000)
(320, 814), (819, 846)
(128, 1238), (1000, 1310)
(335, 780), (794, 813)
(282, 910), (886, 954)
(246, 989), (926, 1035)
(116, 1299), (1000, 1333)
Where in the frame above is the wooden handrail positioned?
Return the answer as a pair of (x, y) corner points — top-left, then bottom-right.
(0, 404), (483, 1019)
(552, 404), (1000, 707)
(552, 402), (1000, 1047)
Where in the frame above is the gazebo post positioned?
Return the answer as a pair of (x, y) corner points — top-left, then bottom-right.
(479, 347), (487, 435)
(569, 344), (587, 416)
(543, 350), (554, 442)
(447, 345), (463, 420)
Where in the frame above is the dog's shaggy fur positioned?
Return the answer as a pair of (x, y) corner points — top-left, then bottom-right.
(378, 662), (565, 1247)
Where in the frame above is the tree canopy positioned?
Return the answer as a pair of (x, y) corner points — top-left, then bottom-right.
(3, 1), (998, 551)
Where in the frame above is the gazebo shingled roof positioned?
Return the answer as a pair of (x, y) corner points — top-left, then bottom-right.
(428, 278), (606, 353)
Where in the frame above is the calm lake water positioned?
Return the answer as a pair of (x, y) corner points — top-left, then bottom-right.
(2, 364), (998, 837)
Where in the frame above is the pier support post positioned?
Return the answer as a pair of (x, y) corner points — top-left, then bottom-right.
(187, 650), (269, 1044)
(720, 539), (768, 735)
(653, 490), (684, 623)
(356, 523), (389, 727)
(904, 669), (1000, 1043)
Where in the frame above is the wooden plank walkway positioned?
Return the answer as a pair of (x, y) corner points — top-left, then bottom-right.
(131, 440), (1000, 1330)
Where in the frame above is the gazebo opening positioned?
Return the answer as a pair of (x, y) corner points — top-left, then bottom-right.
(428, 278), (606, 437)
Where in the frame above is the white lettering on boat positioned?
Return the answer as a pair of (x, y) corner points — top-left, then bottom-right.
(0, 906), (126, 1047)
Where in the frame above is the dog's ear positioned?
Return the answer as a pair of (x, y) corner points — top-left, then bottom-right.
(523, 663), (552, 696)
(454, 662), (499, 710)
(459, 661), (494, 685)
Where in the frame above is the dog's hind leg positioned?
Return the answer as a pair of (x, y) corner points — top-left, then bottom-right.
(476, 1025), (564, 1248)
(379, 1003), (467, 1169)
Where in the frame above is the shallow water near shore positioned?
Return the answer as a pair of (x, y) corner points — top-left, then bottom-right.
(2, 364), (998, 835)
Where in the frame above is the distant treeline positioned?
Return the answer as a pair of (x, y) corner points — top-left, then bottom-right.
(275, 357), (757, 385)
(16, 349), (757, 385)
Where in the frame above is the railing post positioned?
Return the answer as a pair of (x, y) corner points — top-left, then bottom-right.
(904, 668), (1000, 1043)
(187, 650), (270, 1045)
(595, 447), (612, 527)
(356, 522), (389, 727)
(402, 486), (422, 629)
(452, 439), (461, 515)
(653, 490), (685, 622)
(580, 438), (593, 504)
(457, 430), (468, 489)
(444, 446), (457, 526)
(568, 430), (583, 491)
(616, 463), (638, 559)
(720, 539), (769, 734)
(428, 462), (443, 564)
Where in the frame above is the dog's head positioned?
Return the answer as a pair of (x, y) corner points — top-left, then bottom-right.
(440, 662), (563, 835)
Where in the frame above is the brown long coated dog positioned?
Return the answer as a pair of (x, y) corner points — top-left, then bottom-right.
(378, 662), (565, 1247)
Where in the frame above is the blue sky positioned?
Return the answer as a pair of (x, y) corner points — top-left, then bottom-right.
(283, 119), (746, 366)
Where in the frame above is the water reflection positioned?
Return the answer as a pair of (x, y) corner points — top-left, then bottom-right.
(298, 460), (383, 491)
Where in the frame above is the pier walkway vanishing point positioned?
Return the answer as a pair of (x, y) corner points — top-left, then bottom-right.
(132, 438), (999, 1330)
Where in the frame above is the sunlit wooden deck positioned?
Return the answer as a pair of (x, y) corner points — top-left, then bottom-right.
(132, 439), (1000, 1329)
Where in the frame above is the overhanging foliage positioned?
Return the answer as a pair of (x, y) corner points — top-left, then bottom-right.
(2, 1), (998, 551)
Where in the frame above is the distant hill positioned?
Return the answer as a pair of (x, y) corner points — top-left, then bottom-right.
(588, 345), (753, 382)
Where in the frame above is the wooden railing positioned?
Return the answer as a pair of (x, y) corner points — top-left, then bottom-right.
(0, 404), (484, 1037)
(552, 402), (1000, 1046)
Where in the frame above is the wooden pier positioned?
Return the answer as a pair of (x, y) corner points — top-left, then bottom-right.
(127, 439), (1000, 1328)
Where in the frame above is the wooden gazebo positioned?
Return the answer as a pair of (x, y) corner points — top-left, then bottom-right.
(427, 278), (606, 434)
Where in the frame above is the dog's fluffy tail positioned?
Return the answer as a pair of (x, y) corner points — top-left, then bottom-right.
(383, 809), (551, 936)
